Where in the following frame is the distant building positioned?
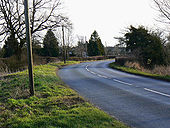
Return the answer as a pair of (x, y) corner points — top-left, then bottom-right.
(106, 46), (126, 56)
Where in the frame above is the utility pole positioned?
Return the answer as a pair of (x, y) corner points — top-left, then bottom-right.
(85, 36), (88, 57)
(105, 42), (108, 58)
(24, 0), (35, 96)
(67, 29), (70, 60)
(62, 25), (66, 63)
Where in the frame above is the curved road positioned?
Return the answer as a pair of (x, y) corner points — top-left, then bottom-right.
(58, 60), (170, 128)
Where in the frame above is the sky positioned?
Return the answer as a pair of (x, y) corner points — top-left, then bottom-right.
(64, 0), (160, 46)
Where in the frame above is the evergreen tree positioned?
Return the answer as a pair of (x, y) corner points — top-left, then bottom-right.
(43, 29), (59, 57)
(121, 25), (167, 67)
(3, 34), (18, 58)
(87, 31), (105, 56)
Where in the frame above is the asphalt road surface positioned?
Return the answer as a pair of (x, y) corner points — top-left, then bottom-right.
(58, 60), (170, 128)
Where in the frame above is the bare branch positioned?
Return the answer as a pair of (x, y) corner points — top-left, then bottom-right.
(153, 0), (170, 27)
(0, 0), (71, 48)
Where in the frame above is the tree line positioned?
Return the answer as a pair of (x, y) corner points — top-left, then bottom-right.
(0, 29), (106, 59)
(0, 29), (59, 58)
(0, 0), (106, 59)
(0, 0), (71, 59)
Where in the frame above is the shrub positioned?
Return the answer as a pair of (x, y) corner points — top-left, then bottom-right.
(123, 61), (170, 76)
(125, 61), (143, 70)
(68, 56), (115, 61)
(151, 65), (170, 76)
(115, 57), (136, 66)
(0, 55), (59, 75)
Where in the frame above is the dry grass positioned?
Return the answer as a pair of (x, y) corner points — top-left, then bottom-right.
(125, 61), (143, 70)
(151, 65), (170, 76)
(0, 54), (59, 76)
(125, 61), (170, 76)
(69, 56), (115, 61)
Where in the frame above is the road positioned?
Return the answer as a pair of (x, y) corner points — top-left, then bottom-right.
(58, 60), (170, 128)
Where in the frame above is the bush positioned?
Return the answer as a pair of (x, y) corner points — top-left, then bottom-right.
(151, 65), (170, 76)
(0, 54), (59, 74)
(115, 57), (136, 66)
(121, 60), (170, 76)
(68, 56), (115, 61)
(117, 25), (168, 67)
(125, 61), (143, 70)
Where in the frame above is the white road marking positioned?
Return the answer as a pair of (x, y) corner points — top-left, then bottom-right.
(113, 79), (133, 86)
(144, 88), (170, 98)
(86, 65), (97, 75)
(85, 65), (89, 71)
(97, 74), (109, 79)
(86, 65), (170, 98)
(86, 64), (133, 86)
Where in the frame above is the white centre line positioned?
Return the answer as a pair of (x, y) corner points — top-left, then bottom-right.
(86, 65), (97, 75)
(86, 65), (170, 98)
(86, 64), (133, 86)
(85, 65), (89, 71)
(144, 88), (170, 98)
(113, 79), (133, 86)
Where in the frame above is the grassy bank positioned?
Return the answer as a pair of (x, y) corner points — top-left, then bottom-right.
(109, 62), (170, 82)
(0, 61), (128, 128)
(0, 55), (60, 76)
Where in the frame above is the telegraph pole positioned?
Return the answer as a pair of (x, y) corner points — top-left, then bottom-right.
(62, 25), (66, 63)
(105, 42), (108, 58)
(24, 0), (35, 96)
(85, 36), (88, 57)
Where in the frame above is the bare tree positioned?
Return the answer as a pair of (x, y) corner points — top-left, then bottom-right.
(0, 0), (70, 51)
(153, 0), (170, 24)
(53, 25), (73, 59)
(75, 35), (87, 57)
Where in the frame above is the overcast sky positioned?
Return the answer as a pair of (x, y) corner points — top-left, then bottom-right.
(64, 0), (160, 46)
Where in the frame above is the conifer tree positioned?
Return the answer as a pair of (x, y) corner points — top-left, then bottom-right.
(43, 29), (59, 57)
(3, 34), (18, 58)
(87, 30), (105, 56)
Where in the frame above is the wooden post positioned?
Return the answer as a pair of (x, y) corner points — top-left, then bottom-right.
(85, 36), (88, 57)
(24, 0), (35, 96)
(62, 25), (66, 63)
(105, 41), (107, 58)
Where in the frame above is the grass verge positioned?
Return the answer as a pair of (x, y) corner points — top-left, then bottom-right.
(0, 61), (128, 128)
(109, 62), (170, 82)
